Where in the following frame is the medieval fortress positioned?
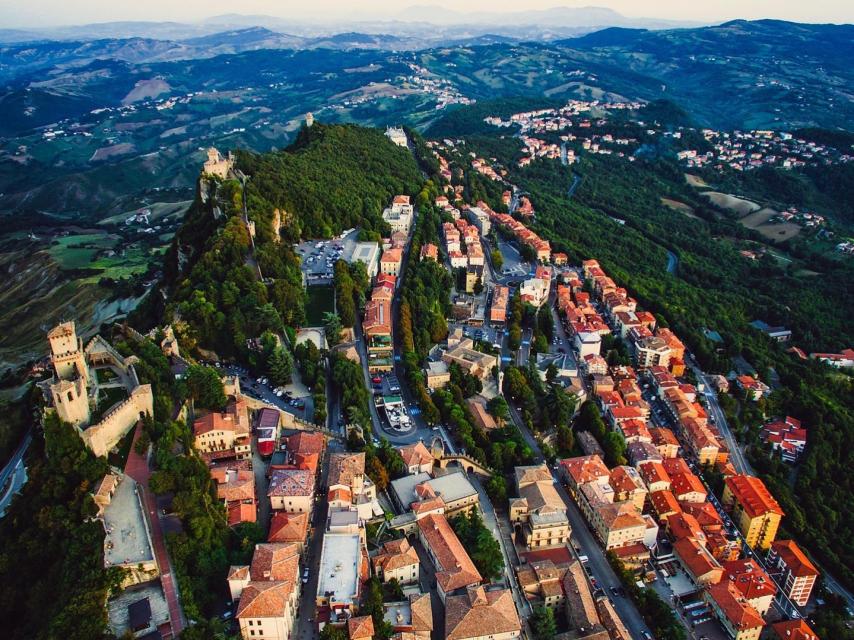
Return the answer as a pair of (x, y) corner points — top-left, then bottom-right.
(42, 321), (153, 457)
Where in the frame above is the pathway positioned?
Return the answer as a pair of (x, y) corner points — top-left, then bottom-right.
(124, 422), (186, 637)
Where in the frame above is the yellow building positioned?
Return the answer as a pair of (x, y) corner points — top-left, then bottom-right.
(722, 475), (783, 550)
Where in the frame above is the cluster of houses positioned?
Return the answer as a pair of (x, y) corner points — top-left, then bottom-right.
(551, 259), (821, 639)
(403, 62), (475, 111)
(678, 129), (852, 172)
(378, 441), (524, 640)
(362, 272), (397, 373)
(359, 194), (419, 374)
(227, 448), (389, 640)
(475, 199), (552, 262)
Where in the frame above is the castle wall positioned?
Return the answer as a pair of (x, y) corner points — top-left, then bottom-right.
(82, 384), (154, 458)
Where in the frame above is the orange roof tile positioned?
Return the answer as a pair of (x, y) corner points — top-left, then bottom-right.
(417, 514), (481, 593)
(725, 474), (784, 518)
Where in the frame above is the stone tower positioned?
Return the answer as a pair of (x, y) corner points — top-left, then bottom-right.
(52, 377), (91, 426)
(48, 321), (88, 383)
(305, 112), (314, 127)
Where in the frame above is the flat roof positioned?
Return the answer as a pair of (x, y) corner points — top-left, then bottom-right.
(103, 474), (155, 568)
(317, 533), (362, 606)
(391, 470), (476, 507)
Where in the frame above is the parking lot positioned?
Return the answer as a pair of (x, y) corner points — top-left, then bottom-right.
(295, 229), (359, 283)
(449, 322), (504, 351)
(494, 237), (531, 279)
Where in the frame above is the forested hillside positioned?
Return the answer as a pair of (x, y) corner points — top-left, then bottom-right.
(237, 124), (423, 240)
(149, 123), (422, 359)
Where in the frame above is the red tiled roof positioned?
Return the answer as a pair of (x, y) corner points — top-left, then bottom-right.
(707, 579), (765, 631)
(771, 619), (821, 640)
(417, 514), (481, 593)
(722, 558), (777, 600)
(770, 539), (819, 577)
(725, 474), (784, 517)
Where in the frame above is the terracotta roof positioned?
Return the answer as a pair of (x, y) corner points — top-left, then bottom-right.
(328, 452), (365, 489)
(373, 538), (420, 574)
(680, 500), (724, 530)
(662, 457), (692, 476)
(284, 431), (325, 456)
(445, 586), (521, 640)
(725, 474), (784, 517)
(249, 543), (301, 582)
(723, 558), (777, 600)
(236, 581), (293, 619)
(194, 411), (236, 436)
(417, 514), (481, 593)
(770, 539), (819, 577)
(267, 512), (309, 544)
(399, 441), (433, 468)
(638, 460), (671, 487)
(609, 465), (646, 495)
(267, 468), (314, 497)
(215, 469), (255, 502)
(666, 512), (705, 542)
(348, 615), (375, 640)
(771, 619), (821, 640)
(227, 565), (249, 581)
(228, 501), (257, 526)
(673, 537), (723, 583)
(408, 592), (434, 633)
(327, 486), (352, 503)
(560, 455), (609, 486)
(707, 579), (765, 631)
(562, 561), (600, 631)
(670, 471), (707, 501)
(649, 490), (682, 519)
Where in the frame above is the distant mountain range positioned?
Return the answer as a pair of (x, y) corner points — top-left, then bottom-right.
(0, 4), (702, 46)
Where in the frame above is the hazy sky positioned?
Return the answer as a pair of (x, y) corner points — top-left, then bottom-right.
(2, 0), (852, 28)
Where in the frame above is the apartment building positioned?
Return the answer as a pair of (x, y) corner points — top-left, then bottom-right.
(767, 539), (819, 607)
(722, 475), (784, 550)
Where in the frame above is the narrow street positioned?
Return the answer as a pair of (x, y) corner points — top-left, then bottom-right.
(294, 439), (339, 639)
(469, 475), (531, 619)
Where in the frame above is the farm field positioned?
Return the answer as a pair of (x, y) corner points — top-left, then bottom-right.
(661, 197), (700, 219)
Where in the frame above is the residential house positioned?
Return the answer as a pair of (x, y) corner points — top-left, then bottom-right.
(372, 538), (420, 585)
(705, 579), (765, 640)
(399, 441), (434, 475)
(229, 543), (301, 640)
(444, 586), (521, 640)
(509, 464), (571, 550)
(722, 559), (776, 615)
(267, 511), (309, 551)
(267, 468), (314, 513)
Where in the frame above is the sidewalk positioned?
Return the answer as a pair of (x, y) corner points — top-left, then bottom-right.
(125, 422), (186, 637)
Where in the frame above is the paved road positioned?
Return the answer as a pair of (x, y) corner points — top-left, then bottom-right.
(686, 357), (854, 613)
(505, 389), (652, 637)
(469, 475), (532, 619)
(294, 441), (338, 640)
(124, 422), (186, 635)
(0, 429), (31, 516)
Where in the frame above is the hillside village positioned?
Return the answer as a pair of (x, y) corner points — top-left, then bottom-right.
(5, 117), (847, 640)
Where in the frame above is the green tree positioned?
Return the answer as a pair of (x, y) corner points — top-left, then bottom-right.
(323, 312), (343, 347)
(530, 605), (557, 640)
(267, 346), (294, 386)
(184, 365), (226, 410)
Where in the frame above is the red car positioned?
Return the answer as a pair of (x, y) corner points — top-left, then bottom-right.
(372, 376), (382, 384)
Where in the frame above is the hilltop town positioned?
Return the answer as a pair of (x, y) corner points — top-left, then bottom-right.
(3, 110), (848, 640)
